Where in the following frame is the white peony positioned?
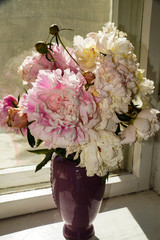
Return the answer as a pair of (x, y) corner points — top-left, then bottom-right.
(121, 109), (160, 144)
(87, 22), (135, 60)
(135, 109), (160, 140)
(92, 54), (133, 117)
(120, 125), (136, 145)
(138, 77), (154, 96)
(79, 130), (123, 177)
(132, 69), (155, 107)
(102, 22), (127, 38)
(73, 35), (99, 71)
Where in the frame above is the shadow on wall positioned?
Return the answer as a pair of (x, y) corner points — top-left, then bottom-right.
(0, 0), (11, 5)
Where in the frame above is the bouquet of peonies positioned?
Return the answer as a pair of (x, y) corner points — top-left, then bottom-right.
(0, 23), (159, 177)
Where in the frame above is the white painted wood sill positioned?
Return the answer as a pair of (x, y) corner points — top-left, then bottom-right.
(0, 173), (139, 220)
(0, 191), (160, 240)
(0, 141), (152, 220)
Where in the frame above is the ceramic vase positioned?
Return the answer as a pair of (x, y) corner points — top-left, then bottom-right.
(51, 154), (105, 240)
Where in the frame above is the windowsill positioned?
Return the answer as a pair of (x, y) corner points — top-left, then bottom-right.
(0, 191), (160, 240)
(0, 140), (153, 220)
(0, 173), (140, 219)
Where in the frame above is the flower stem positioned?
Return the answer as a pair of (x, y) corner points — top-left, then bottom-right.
(47, 50), (58, 69)
(45, 33), (51, 44)
(57, 32), (84, 72)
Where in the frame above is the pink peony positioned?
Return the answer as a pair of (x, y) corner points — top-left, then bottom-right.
(0, 95), (18, 129)
(22, 69), (100, 149)
(7, 107), (28, 129)
(0, 95), (27, 135)
(50, 43), (79, 73)
(18, 43), (79, 87)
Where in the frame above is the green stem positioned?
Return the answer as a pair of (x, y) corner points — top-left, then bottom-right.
(57, 32), (84, 72)
(45, 33), (50, 44)
(60, 28), (74, 32)
(47, 50), (58, 69)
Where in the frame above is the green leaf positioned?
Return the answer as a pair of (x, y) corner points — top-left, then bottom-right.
(28, 148), (50, 155)
(20, 128), (24, 136)
(55, 35), (59, 45)
(11, 100), (18, 108)
(55, 148), (66, 158)
(45, 52), (53, 62)
(115, 123), (120, 135)
(27, 120), (35, 126)
(36, 139), (43, 147)
(120, 122), (128, 128)
(35, 149), (55, 172)
(27, 127), (35, 148)
(115, 112), (131, 122)
(60, 28), (74, 32)
(17, 94), (20, 103)
(23, 88), (28, 94)
(100, 52), (107, 56)
(101, 171), (109, 184)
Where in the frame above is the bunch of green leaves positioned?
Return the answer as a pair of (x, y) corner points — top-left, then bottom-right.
(27, 123), (80, 172)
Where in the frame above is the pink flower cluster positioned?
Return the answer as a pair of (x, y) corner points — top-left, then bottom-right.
(0, 95), (27, 135)
(0, 43), (100, 150)
(0, 95), (18, 129)
(18, 43), (79, 88)
(23, 69), (99, 148)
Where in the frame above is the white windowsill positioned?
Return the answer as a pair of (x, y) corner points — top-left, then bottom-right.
(0, 163), (50, 190)
(1, 191), (160, 240)
(0, 140), (153, 220)
(0, 173), (139, 219)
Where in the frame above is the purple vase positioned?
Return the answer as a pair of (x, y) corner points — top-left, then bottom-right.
(51, 155), (105, 240)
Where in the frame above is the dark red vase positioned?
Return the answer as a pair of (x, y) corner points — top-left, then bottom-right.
(51, 155), (105, 240)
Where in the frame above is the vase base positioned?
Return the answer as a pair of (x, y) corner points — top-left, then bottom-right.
(63, 224), (95, 240)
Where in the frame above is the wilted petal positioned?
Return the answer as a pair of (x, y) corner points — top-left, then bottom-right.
(121, 125), (136, 145)
(133, 118), (150, 133)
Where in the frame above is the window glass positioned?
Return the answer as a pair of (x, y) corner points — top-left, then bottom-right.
(0, 0), (111, 169)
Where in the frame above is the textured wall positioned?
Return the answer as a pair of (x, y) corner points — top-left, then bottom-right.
(0, 0), (111, 98)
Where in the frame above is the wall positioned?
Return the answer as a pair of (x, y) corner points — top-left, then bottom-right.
(147, 0), (160, 194)
(0, 0), (111, 98)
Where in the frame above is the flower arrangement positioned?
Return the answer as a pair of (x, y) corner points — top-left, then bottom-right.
(0, 23), (159, 177)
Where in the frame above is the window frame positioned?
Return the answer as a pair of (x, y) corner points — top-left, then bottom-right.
(0, 0), (155, 219)
(0, 145), (151, 219)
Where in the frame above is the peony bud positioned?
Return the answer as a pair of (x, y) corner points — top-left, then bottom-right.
(49, 24), (59, 35)
(83, 71), (95, 84)
(35, 41), (48, 54)
(7, 107), (28, 129)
